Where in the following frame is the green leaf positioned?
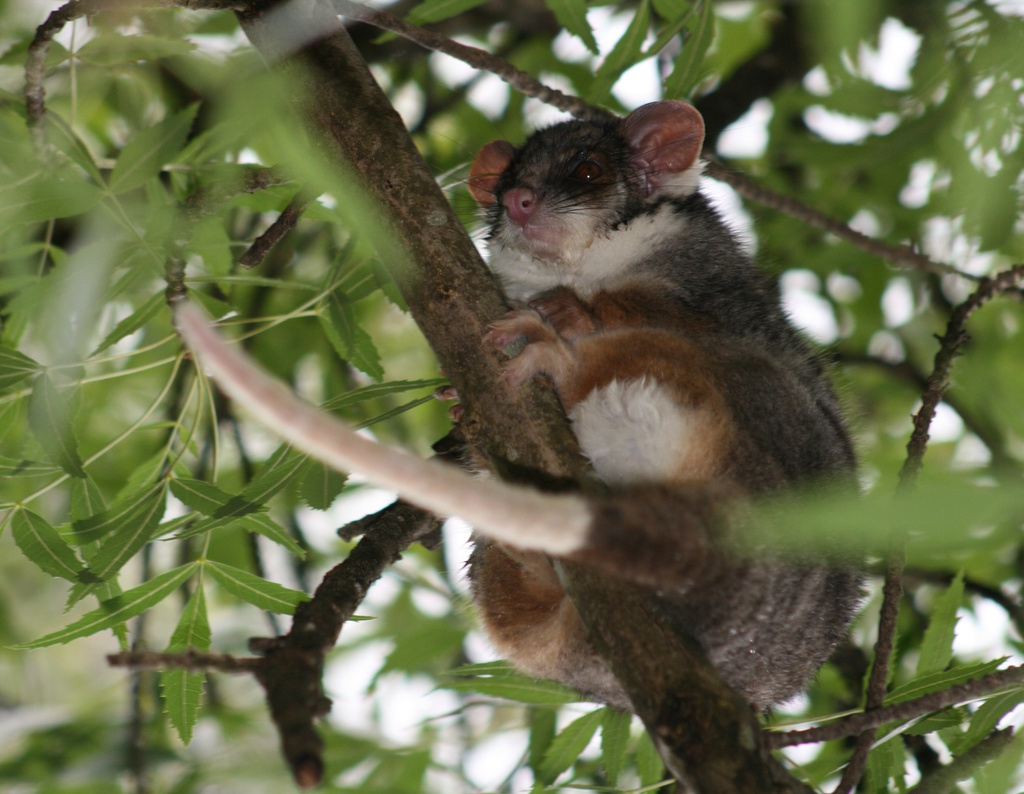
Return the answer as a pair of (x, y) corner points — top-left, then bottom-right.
(646, 0), (697, 58)
(538, 708), (605, 783)
(601, 708), (631, 786)
(186, 216), (233, 277)
(954, 688), (1024, 755)
(14, 562), (199, 649)
(636, 729), (666, 788)
(72, 483), (165, 546)
(161, 587), (211, 745)
(590, 0), (651, 103)
(864, 736), (906, 793)
(76, 34), (197, 66)
(528, 709), (558, 775)
(240, 444), (310, 504)
(91, 293), (167, 356)
(663, 0), (714, 98)
(300, 461), (348, 510)
(0, 178), (104, 226)
(916, 571), (964, 677)
(170, 477), (263, 519)
(28, 373), (86, 478)
(887, 659), (1006, 705)
(441, 662), (582, 705)
(544, 0), (599, 53)
(85, 483), (168, 582)
(406, 0), (490, 25)
(321, 378), (446, 411)
(70, 476), (107, 522)
(108, 104), (199, 194)
(205, 560), (309, 615)
(0, 344), (41, 391)
(12, 508), (97, 583)
(237, 513), (306, 559)
(320, 295), (384, 380)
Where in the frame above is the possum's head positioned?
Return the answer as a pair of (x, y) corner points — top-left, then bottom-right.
(468, 100), (705, 269)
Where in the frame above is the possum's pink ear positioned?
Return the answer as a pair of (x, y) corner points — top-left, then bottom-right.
(468, 140), (516, 206)
(622, 101), (705, 196)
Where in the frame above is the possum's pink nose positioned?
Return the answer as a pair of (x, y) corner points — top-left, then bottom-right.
(503, 187), (536, 227)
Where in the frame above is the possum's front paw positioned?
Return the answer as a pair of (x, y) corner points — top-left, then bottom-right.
(486, 310), (574, 390)
(529, 288), (596, 338)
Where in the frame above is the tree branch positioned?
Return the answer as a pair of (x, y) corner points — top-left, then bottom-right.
(899, 263), (1024, 486)
(770, 664), (1024, 749)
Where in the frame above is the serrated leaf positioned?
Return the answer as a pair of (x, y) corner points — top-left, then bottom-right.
(538, 708), (605, 783)
(108, 104), (198, 194)
(84, 484), (168, 581)
(0, 179), (105, 225)
(601, 708), (631, 786)
(544, 0), (598, 53)
(954, 688), (1024, 755)
(237, 513), (306, 559)
(440, 665), (582, 705)
(916, 571), (964, 677)
(320, 296), (384, 380)
(161, 587), (210, 745)
(321, 378), (446, 411)
(865, 736), (906, 792)
(590, 0), (651, 103)
(72, 483), (165, 546)
(300, 461), (348, 510)
(646, 0), (697, 57)
(406, 0), (490, 25)
(70, 476), (107, 522)
(28, 372), (86, 478)
(170, 477), (263, 519)
(887, 659), (1006, 705)
(14, 562), (199, 649)
(91, 293), (166, 355)
(636, 729), (666, 788)
(0, 344), (41, 391)
(205, 560), (309, 615)
(240, 444), (309, 504)
(663, 0), (714, 98)
(12, 508), (97, 583)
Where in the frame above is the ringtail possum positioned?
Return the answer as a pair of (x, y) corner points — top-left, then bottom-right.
(176, 99), (861, 714)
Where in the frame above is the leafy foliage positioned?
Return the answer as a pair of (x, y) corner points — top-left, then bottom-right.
(0, 0), (1022, 792)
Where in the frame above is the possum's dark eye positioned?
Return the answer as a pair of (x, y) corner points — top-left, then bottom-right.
(572, 157), (604, 182)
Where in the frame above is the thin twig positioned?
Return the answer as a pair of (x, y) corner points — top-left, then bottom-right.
(908, 728), (1014, 794)
(770, 664), (1024, 749)
(332, 0), (612, 122)
(900, 263), (1024, 486)
(109, 648), (262, 672)
(239, 193), (311, 269)
(832, 549), (906, 794)
(25, 0), (245, 149)
(703, 158), (967, 279)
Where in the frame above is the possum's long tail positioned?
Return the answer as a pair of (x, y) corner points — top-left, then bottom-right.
(175, 302), (590, 555)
